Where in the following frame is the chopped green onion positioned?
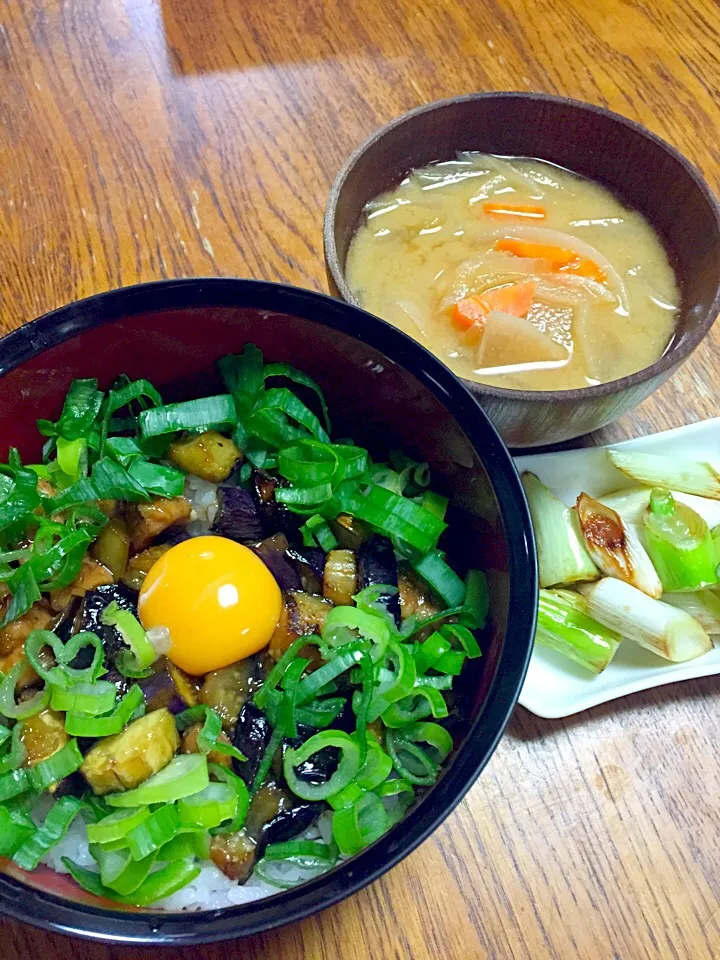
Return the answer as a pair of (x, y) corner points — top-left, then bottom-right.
(262, 361), (332, 434)
(127, 460), (185, 498)
(295, 644), (366, 705)
(367, 641), (417, 722)
(643, 489), (718, 592)
(64, 684), (145, 737)
(91, 459), (151, 502)
(218, 346), (264, 416)
(355, 737), (393, 790)
(175, 705), (246, 762)
(420, 490), (448, 520)
(127, 804), (180, 861)
(0, 804), (35, 857)
(12, 796), (86, 871)
(177, 781), (238, 830)
(0, 565), (41, 630)
(459, 570), (489, 630)
(124, 859), (201, 907)
(62, 856), (201, 906)
(90, 844), (157, 896)
(29, 739), (83, 790)
(0, 767), (30, 802)
(0, 662), (50, 720)
(0, 722), (27, 775)
(54, 379), (104, 441)
(25, 629), (105, 689)
(385, 722), (452, 786)
(440, 622), (482, 659)
(332, 791), (389, 857)
(56, 437), (87, 482)
(158, 831), (208, 863)
(205, 763), (250, 834)
(50, 680), (117, 716)
(250, 726), (283, 795)
(101, 602), (156, 674)
(276, 657), (310, 738)
(413, 631), (452, 674)
(412, 551), (466, 606)
(300, 514), (338, 551)
(375, 777), (414, 798)
(346, 484), (446, 554)
(254, 636), (320, 710)
(262, 839), (336, 867)
(140, 395), (237, 438)
(105, 754), (209, 808)
(284, 731), (361, 801)
(536, 589), (621, 674)
(86, 806), (151, 845)
(322, 605), (391, 663)
(251, 388), (330, 444)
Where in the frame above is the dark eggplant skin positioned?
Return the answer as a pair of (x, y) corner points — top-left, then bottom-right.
(51, 771), (86, 799)
(283, 724), (339, 786)
(261, 801), (325, 847)
(357, 534), (401, 625)
(154, 525), (192, 547)
(78, 582), (139, 665)
(232, 701), (273, 787)
(211, 486), (264, 544)
(52, 596), (82, 643)
(252, 535), (302, 592)
(285, 545), (325, 594)
(252, 470), (301, 539)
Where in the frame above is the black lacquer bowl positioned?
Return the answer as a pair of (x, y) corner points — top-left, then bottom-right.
(0, 279), (536, 945)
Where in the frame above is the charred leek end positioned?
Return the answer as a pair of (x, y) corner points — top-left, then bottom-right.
(578, 578), (712, 663)
(536, 589), (621, 674)
(662, 589), (720, 634)
(643, 489), (718, 593)
(608, 450), (720, 500)
(521, 473), (598, 588)
(576, 493), (662, 599)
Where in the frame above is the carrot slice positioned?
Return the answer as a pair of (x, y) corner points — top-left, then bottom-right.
(559, 256), (608, 284)
(452, 297), (487, 331)
(483, 202), (546, 220)
(482, 281), (536, 318)
(495, 237), (577, 266)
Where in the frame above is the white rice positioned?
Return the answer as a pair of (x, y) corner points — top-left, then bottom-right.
(40, 803), (335, 911)
(184, 475), (219, 533)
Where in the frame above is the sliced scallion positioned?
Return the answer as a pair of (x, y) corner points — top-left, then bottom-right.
(105, 754), (209, 808)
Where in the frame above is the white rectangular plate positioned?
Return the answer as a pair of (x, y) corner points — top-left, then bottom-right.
(515, 418), (720, 718)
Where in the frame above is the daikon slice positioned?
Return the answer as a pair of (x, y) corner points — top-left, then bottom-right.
(476, 310), (569, 374)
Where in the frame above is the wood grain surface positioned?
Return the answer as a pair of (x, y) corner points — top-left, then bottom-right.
(1, 0), (720, 956)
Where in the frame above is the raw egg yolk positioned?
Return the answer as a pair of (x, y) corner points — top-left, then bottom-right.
(137, 536), (282, 675)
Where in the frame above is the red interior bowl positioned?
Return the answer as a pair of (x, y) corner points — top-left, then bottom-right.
(0, 279), (536, 945)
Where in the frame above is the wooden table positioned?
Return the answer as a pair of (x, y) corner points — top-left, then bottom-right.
(1, 0), (719, 956)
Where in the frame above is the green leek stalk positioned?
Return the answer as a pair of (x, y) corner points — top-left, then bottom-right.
(642, 489), (718, 592)
(521, 473), (598, 588)
(608, 450), (720, 500)
(578, 578), (712, 663)
(535, 589), (621, 674)
(662, 588), (720, 634)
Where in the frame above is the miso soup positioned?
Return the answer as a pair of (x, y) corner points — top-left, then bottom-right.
(346, 154), (680, 391)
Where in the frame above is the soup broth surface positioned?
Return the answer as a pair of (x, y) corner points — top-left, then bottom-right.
(346, 155), (680, 391)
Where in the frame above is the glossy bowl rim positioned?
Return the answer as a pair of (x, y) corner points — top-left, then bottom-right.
(0, 278), (537, 945)
(324, 90), (720, 404)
